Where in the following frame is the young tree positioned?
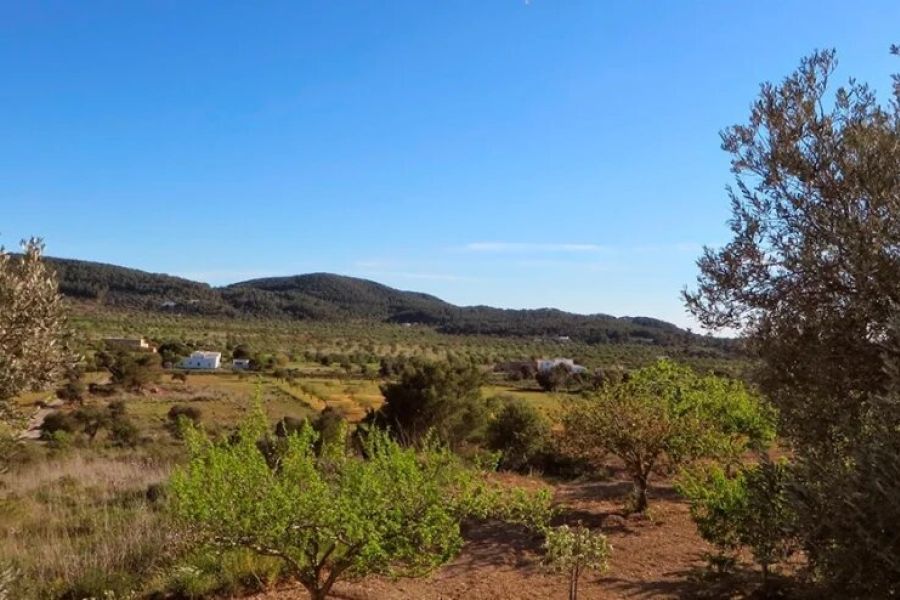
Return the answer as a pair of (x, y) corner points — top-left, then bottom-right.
(374, 359), (488, 447)
(170, 409), (545, 600)
(543, 524), (611, 600)
(563, 360), (774, 512)
(678, 459), (795, 585)
(738, 459), (795, 586)
(0, 239), (70, 412)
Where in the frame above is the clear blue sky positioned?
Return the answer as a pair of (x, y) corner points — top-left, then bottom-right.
(2, 1), (898, 328)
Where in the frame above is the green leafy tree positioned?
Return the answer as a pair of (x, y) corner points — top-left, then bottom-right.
(543, 524), (611, 600)
(486, 398), (551, 471)
(170, 409), (543, 600)
(374, 360), (488, 447)
(157, 340), (191, 367)
(0, 239), (70, 413)
(683, 47), (900, 594)
(678, 459), (795, 585)
(107, 351), (162, 390)
(563, 360), (774, 512)
(536, 363), (571, 392)
(675, 465), (746, 572)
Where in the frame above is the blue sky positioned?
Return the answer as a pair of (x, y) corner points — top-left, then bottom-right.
(2, 1), (898, 329)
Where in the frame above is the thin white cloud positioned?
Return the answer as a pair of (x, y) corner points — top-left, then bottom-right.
(462, 242), (608, 253)
(355, 270), (477, 283)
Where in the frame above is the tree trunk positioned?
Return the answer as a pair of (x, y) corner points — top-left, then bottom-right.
(632, 473), (649, 513)
(306, 586), (327, 600)
(569, 565), (578, 600)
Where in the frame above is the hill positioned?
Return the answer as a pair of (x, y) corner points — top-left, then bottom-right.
(47, 256), (726, 348)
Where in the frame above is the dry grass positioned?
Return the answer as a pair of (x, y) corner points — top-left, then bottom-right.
(0, 452), (176, 598)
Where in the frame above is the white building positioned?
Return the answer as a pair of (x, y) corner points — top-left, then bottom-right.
(232, 358), (251, 370)
(536, 358), (587, 374)
(180, 351), (221, 370)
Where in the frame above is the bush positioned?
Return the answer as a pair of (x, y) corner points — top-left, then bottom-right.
(109, 417), (140, 448)
(678, 459), (796, 583)
(56, 376), (86, 404)
(170, 406), (548, 600)
(486, 398), (551, 472)
(40, 411), (77, 438)
(107, 351), (162, 390)
(676, 465), (746, 572)
(167, 405), (203, 438)
(536, 364), (571, 392)
(373, 360), (488, 448)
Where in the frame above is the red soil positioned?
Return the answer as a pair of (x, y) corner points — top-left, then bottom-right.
(252, 475), (766, 600)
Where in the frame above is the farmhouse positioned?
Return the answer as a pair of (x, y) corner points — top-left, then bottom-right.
(536, 357), (587, 374)
(180, 351), (222, 370)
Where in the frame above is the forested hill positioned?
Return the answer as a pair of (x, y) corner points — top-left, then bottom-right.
(47, 256), (727, 348)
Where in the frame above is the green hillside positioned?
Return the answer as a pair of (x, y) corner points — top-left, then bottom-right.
(47, 256), (730, 350)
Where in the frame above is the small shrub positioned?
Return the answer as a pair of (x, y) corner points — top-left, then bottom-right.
(109, 417), (140, 448)
(675, 465), (745, 571)
(678, 459), (796, 583)
(167, 405), (202, 438)
(40, 411), (78, 438)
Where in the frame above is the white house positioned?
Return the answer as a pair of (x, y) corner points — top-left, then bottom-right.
(180, 351), (221, 370)
(536, 358), (587, 374)
(232, 358), (251, 370)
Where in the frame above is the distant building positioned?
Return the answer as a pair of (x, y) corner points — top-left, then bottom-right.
(180, 351), (222, 370)
(232, 358), (251, 370)
(104, 337), (155, 352)
(536, 358), (587, 374)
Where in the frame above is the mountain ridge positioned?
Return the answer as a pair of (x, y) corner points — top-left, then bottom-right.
(46, 256), (723, 348)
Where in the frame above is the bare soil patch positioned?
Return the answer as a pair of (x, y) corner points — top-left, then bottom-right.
(252, 475), (764, 600)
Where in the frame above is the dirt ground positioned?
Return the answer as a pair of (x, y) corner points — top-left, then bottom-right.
(253, 475), (762, 600)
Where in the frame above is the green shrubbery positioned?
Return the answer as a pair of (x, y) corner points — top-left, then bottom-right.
(170, 406), (553, 600)
(486, 397), (551, 472)
(677, 459), (795, 581)
(563, 359), (775, 512)
(371, 359), (489, 448)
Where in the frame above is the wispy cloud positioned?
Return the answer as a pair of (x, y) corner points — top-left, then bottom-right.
(354, 269), (477, 283)
(461, 242), (608, 253)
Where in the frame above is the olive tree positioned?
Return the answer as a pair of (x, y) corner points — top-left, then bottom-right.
(170, 409), (551, 600)
(563, 360), (774, 512)
(0, 239), (69, 409)
(683, 47), (900, 594)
